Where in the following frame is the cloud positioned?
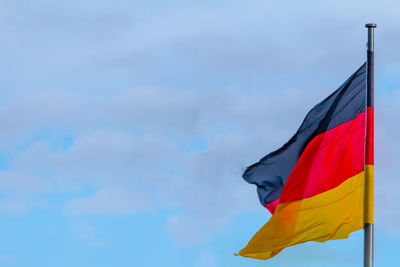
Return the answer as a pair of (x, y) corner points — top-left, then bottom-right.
(66, 188), (152, 215)
(374, 91), (400, 236)
(0, 170), (53, 213)
(70, 220), (105, 247)
(193, 250), (217, 267)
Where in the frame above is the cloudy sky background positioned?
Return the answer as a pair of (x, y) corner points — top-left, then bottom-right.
(0, 0), (399, 266)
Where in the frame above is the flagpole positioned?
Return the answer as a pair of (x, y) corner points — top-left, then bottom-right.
(364, 23), (376, 267)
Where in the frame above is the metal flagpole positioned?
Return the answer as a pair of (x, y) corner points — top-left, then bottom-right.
(364, 23), (376, 267)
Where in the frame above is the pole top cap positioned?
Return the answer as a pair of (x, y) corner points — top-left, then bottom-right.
(365, 23), (377, 28)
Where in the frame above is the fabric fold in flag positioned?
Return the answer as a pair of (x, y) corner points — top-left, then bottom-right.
(237, 63), (368, 260)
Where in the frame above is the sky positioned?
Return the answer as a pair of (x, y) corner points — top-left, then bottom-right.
(0, 0), (399, 266)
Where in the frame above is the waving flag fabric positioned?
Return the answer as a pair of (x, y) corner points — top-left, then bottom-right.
(237, 63), (371, 260)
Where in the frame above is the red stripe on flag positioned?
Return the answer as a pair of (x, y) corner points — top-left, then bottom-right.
(265, 198), (280, 214)
(279, 112), (366, 203)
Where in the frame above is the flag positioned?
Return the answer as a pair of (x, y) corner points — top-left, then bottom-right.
(237, 63), (373, 260)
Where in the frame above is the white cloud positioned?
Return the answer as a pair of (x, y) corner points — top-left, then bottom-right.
(66, 188), (152, 215)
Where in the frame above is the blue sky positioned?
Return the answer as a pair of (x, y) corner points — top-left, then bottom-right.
(0, 0), (399, 266)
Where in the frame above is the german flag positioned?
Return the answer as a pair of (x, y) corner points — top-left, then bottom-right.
(237, 63), (373, 260)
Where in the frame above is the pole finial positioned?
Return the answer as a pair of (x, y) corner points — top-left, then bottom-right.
(365, 23), (377, 28)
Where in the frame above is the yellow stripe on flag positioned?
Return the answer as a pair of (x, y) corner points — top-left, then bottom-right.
(237, 169), (367, 260)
